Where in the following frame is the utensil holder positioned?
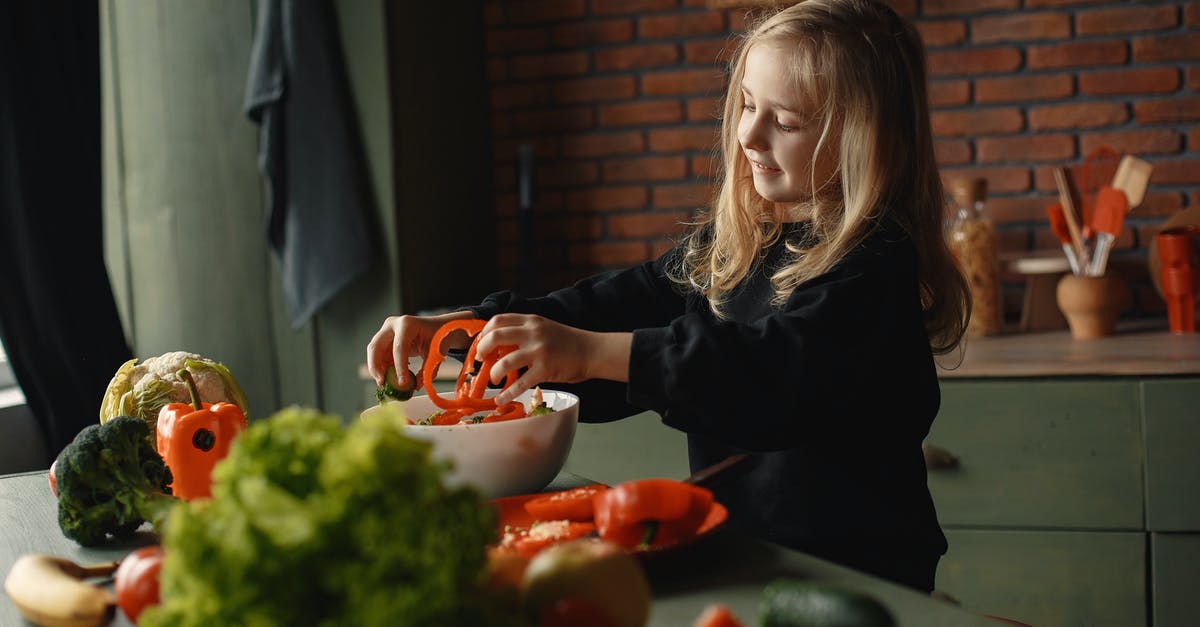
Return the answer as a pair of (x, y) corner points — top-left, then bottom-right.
(1056, 274), (1128, 340)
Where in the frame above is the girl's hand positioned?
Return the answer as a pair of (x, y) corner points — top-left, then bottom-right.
(366, 311), (475, 387)
(474, 314), (632, 405)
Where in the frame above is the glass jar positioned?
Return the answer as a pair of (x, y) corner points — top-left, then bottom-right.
(946, 177), (1003, 337)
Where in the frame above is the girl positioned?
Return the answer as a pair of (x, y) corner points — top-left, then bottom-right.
(367, 0), (969, 592)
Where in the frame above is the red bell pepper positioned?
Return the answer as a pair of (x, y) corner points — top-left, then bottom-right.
(421, 319), (527, 422)
(592, 479), (713, 550)
(156, 369), (247, 500)
(524, 484), (609, 522)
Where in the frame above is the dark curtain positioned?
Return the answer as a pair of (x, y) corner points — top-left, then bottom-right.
(0, 2), (132, 463)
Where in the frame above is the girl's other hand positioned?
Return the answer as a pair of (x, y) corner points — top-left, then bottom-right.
(366, 311), (476, 387)
(475, 314), (632, 405)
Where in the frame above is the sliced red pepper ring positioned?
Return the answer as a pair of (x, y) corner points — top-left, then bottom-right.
(592, 479), (714, 550)
(523, 484), (609, 522)
(421, 319), (528, 421)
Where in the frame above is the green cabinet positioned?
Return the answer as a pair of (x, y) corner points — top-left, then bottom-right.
(929, 377), (1200, 627)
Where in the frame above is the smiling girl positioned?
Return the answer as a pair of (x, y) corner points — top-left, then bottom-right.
(368, 0), (969, 591)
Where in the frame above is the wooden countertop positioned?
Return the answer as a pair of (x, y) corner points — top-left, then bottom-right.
(936, 324), (1200, 378)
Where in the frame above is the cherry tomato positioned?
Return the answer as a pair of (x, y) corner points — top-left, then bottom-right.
(693, 603), (745, 627)
(48, 458), (58, 497)
(114, 545), (165, 624)
(539, 597), (617, 627)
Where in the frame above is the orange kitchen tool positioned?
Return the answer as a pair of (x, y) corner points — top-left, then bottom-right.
(1046, 203), (1082, 275)
(1052, 167), (1089, 270)
(1079, 145), (1120, 236)
(1086, 185), (1128, 277)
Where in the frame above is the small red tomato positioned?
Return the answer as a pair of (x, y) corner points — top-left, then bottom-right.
(48, 458), (58, 497)
(539, 597), (617, 627)
(693, 603), (745, 627)
(114, 545), (165, 624)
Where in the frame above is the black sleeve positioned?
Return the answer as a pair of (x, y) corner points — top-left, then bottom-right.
(627, 232), (939, 452)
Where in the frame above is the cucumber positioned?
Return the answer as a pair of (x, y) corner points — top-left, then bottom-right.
(760, 580), (896, 627)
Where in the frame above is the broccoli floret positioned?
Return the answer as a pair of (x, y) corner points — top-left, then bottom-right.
(55, 416), (178, 546)
(375, 366), (416, 404)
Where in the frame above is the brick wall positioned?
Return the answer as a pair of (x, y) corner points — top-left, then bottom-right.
(482, 0), (1199, 320)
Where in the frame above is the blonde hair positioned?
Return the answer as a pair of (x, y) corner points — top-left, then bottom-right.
(670, 0), (970, 355)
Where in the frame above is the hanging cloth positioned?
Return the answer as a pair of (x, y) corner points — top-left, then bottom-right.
(244, 0), (375, 328)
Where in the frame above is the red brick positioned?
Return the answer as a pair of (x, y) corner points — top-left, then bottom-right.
(569, 241), (650, 267)
(1189, 67), (1200, 90)
(934, 140), (972, 165)
(971, 12), (1070, 44)
(487, 58), (508, 82)
(486, 28), (549, 54)
(940, 167), (1031, 193)
(648, 126), (719, 152)
(652, 183), (715, 209)
(608, 211), (691, 237)
(1076, 6), (1178, 36)
(977, 134), (1075, 164)
(1135, 97), (1200, 124)
(1028, 41), (1127, 70)
(599, 100), (684, 127)
(988, 195), (1060, 223)
(510, 52), (590, 80)
(513, 106), (595, 133)
(592, 0), (678, 16)
(929, 80), (971, 107)
(691, 154), (718, 179)
(1079, 68), (1180, 96)
(1188, 2), (1200, 27)
(931, 108), (1024, 136)
(1026, 0), (1123, 7)
(686, 96), (722, 122)
(596, 44), (680, 72)
(562, 131), (646, 158)
(566, 186), (648, 211)
(506, 0), (586, 24)
(1028, 102), (1128, 130)
(543, 214), (605, 240)
(923, 0), (1018, 16)
(1191, 128), (1200, 151)
(650, 238), (676, 258)
(539, 161), (600, 187)
(1150, 158), (1200, 185)
(1136, 192), (1185, 217)
(642, 69), (727, 97)
(685, 38), (736, 65)
(554, 76), (637, 103)
(551, 19), (634, 47)
(491, 112), (513, 136)
(881, 0), (917, 17)
(1133, 33), (1200, 63)
(927, 48), (1022, 77)
(916, 20), (966, 47)
(727, 8), (753, 32)
(638, 12), (725, 39)
(1080, 129), (1182, 157)
(490, 82), (552, 109)
(603, 156), (688, 182)
(483, 2), (504, 27)
(492, 137), (559, 164)
(975, 74), (1073, 104)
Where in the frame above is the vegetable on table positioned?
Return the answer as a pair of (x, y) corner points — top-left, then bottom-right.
(3, 554), (119, 627)
(155, 369), (247, 500)
(693, 604), (744, 627)
(99, 351), (249, 444)
(760, 579), (895, 627)
(54, 416), (178, 546)
(521, 538), (650, 627)
(114, 545), (165, 624)
(138, 404), (527, 627)
(592, 478), (713, 551)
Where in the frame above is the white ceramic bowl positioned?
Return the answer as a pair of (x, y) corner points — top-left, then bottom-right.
(362, 389), (579, 498)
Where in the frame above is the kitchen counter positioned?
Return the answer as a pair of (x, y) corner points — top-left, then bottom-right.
(0, 470), (998, 626)
(936, 325), (1200, 378)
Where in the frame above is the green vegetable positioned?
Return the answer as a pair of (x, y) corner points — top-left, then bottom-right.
(54, 416), (178, 547)
(760, 580), (895, 627)
(139, 404), (528, 627)
(99, 351), (251, 443)
(375, 366), (417, 403)
(529, 404), (554, 416)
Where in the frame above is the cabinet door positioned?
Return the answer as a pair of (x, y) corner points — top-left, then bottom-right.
(928, 380), (1143, 529)
(1152, 533), (1200, 627)
(937, 529), (1146, 627)
(1142, 379), (1200, 531)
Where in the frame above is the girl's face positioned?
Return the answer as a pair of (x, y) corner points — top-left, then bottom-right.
(737, 44), (836, 206)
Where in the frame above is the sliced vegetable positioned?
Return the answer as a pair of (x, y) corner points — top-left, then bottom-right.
(524, 484), (609, 522)
(593, 479), (713, 550)
(155, 370), (247, 501)
(420, 319), (527, 423)
(375, 366), (416, 403)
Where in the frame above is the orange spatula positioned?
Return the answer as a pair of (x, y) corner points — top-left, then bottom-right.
(1047, 203), (1082, 275)
(1086, 185), (1128, 277)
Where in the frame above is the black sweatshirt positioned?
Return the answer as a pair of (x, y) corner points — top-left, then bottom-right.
(466, 220), (947, 591)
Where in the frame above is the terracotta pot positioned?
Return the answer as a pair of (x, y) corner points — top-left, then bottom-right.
(1056, 274), (1129, 340)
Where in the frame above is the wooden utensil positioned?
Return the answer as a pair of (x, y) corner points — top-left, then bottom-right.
(1053, 167), (1088, 269)
(1086, 186), (1129, 277)
(685, 453), (751, 486)
(1112, 155), (1152, 210)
